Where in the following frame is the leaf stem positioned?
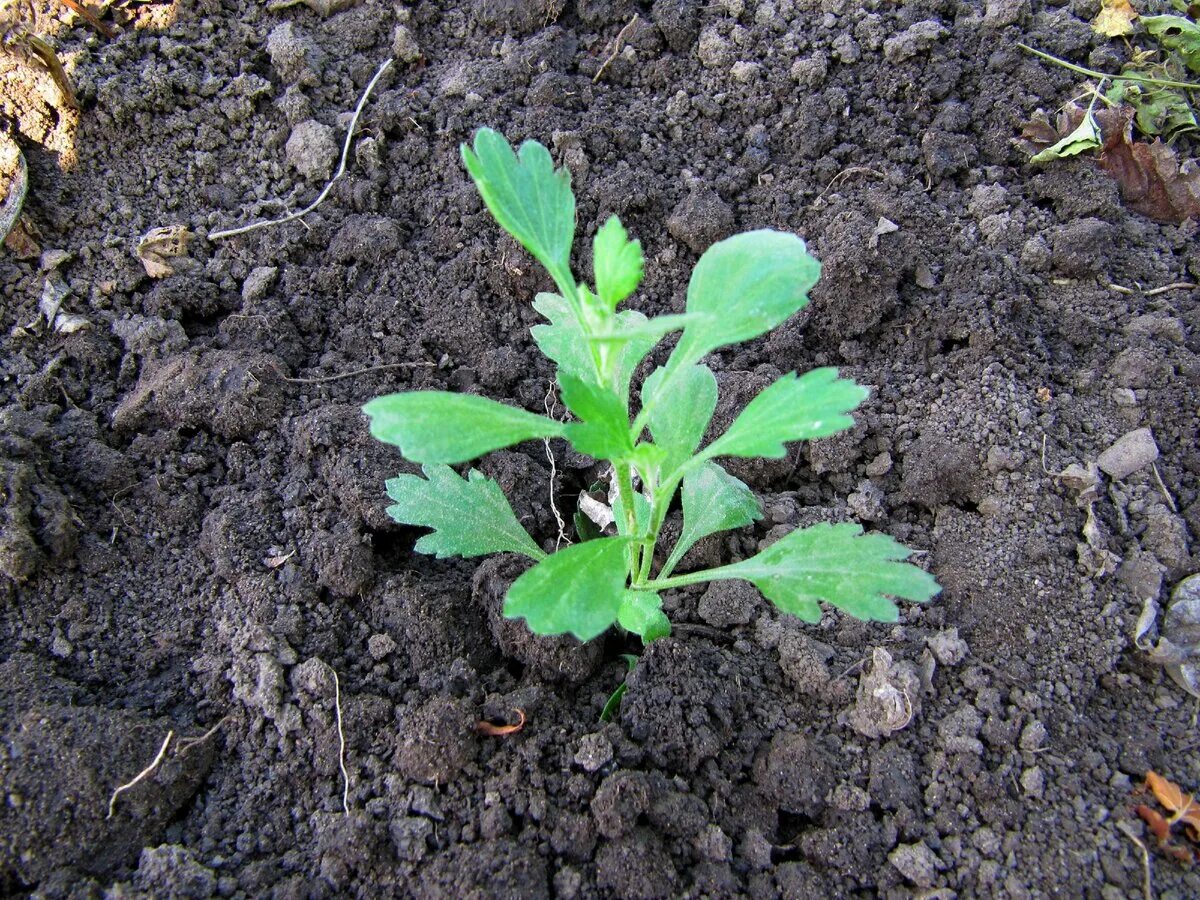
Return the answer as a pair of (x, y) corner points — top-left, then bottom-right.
(1017, 42), (1200, 91)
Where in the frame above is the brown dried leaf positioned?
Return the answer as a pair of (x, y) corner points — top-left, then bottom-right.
(1019, 104), (1088, 153)
(1138, 803), (1173, 844)
(1096, 107), (1200, 224)
(136, 225), (193, 278)
(1093, 0), (1139, 38)
(475, 708), (526, 737)
(1146, 771), (1200, 833)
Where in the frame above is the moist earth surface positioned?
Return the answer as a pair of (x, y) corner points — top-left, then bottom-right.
(2, 0), (1200, 896)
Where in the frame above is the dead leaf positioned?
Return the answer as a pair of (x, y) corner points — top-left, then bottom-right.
(1097, 106), (1200, 224)
(136, 225), (193, 278)
(1145, 771), (1200, 835)
(1093, 0), (1139, 38)
(263, 551), (296, 569)
(1138, 804), (1173, 844)
(1, 135), (27, 246)
(4, 219), (40, 259)
(475, 708), (526, 737)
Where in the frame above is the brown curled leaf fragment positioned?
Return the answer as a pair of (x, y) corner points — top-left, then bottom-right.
(1145, 771), (1200, 835)
(475, 708), (526, 737)
(1097, 107), (1200, 224)
(1137, 803), (1172, 844)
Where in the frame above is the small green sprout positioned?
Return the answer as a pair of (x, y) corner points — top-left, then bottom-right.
(364, 128), (940, 645)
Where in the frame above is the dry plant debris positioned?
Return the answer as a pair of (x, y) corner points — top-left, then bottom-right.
(136, 225), (194, 278)
(1132, 771), (1200, 866)
(1093, 0), (1140, 38)
(475, 708), (526, 737)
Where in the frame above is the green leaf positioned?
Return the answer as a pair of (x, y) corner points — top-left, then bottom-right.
(706, 522), (941, 624)
(364, 392), (566, 464)
(559, 375), (633, 459)
(532, 293), (593, 385)
(1029, 111), (1101, 164)
(661, 461), (762, 577)
(643, 364), (717, 474)
(593, 216), (644, 309)
(1108, 76), (1198, 138)
(1144, 15), (1200, 73)
(385, 465), (544, 561)
(702, 368), (867, 461)
(618, 591), (671, 642)
(504, 537), (629, 640)
(461, 128), (576, 287)
(672, 230), (820, 365)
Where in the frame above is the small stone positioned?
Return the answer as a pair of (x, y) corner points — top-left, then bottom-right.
(1019, 719), (1047, 752)
(266, 23), (324, 86)
(1020, 766), (1044, 798)
(285, 120), (338, 182)
(367, 633), (397, 660)
(926, 628), (969, 666)
(574, 733), (614, 773)
(391, 24), (421, 64)
(888, 841), (943, 888)
(883, 21), (946, 64)
(729, 61), (760, 83)
(241, 266), (277, 304)
(984, 0), (1028, 28)
(865, 451), (892, 477)
(696, 26), (730, 69)
(1112, 388), (1138, 407)
(1097, 428), (1159, 480)
(831, 33), (860, 64)
(789, 52), (827, 88)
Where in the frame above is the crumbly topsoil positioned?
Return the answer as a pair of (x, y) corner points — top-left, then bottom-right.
(2, 0), (1199, 896)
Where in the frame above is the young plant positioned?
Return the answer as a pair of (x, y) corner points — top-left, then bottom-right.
(364, 128), (940, 645)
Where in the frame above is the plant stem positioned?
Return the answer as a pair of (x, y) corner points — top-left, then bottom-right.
(614, 461), (641, 576)
(1017, 42), (1200, 91)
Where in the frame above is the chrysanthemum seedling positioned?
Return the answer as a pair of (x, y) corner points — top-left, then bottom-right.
(364, 128), (940, 644)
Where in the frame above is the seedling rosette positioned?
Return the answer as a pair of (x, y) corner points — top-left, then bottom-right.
(364, 128), (940, 645)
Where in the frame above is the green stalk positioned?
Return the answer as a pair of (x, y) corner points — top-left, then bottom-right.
(614, 461), (641, 577)
(1018, 43), (1200, 91)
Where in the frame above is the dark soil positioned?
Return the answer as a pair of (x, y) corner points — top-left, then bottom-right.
(3, 0), (1200, 896)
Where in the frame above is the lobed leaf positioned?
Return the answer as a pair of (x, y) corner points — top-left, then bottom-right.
(672, 230), (820, 365)
(559, 375), (633, 460)
(618, 590), (671, 642)
(661, 461), (761, 577)
(461, 128), (576, 286)
(593, 216), (644, 309)
(702, 368), (868, 461)
(642, 364), (717, 474)
(364, 392), (566, 464)
(385, 464), (544, 560)
(706, 522), (941, 624)
(504, 537), (629, 640)
(1143, 15), (1200, 73)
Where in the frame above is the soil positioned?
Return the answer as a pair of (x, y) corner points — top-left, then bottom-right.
(2, 0), (1200, 896)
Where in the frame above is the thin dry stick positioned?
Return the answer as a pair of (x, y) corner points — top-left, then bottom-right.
(209, 58), (394, 241)
(593, 14), (639, 83)
(326, 664), (350, 815)
(1144, 282), (1197, 297)
(107, 730), (174, 818)
(56, 0), (117, 38)
(1151, 463), (1178, 514)
(275, 361), (435, 385)
(543, 383), (569, 551)
(175, 717), (229, 756)
(814, 166), (887, 203)
(1117, 821), (1153, 900)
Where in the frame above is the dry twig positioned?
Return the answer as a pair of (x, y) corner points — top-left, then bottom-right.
(209, 58), (393, 240)
(106, 730), (173, 819)
(326, 663), (350, 815)
(593, 15), (638, 83)
(1117, 821), (1154, 900)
